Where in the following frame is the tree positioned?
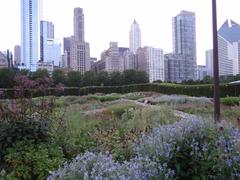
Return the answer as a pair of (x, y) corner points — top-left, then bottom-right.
(82, 71), (96, 86)
(136, 71), (149, 84)
(202, 76), (213, 84)
(109, 71), (123, 86)
(96, 71), (109, 86)
(31, 69), (49, 80)
(52, 69), (66, 85)
(123, 70), (137, 84)
(0, 68), (15, 88)
(66, 71), (82, 87)
(18, 69), (30, 76)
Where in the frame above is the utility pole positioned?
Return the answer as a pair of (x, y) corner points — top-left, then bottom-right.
(212, 0), (220, 123)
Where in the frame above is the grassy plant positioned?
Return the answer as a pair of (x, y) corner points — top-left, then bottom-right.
(123, 95), (144, 100)
(106, 101), (140, 117)
(56, 96), (87, 107)
(88, 93), (121, 102)
(221, 96), (240, 106)
(144, 95), (212, 105)
(122, 105), (177, 130)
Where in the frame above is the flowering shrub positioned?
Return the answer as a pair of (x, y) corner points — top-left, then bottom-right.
(135, 118), (240, 179)
(0, 75), (65, 169)
(48, 118), (240, 179)
(47, 152), (174, 180)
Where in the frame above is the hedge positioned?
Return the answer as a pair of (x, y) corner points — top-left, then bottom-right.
(0, 83), (239, 99)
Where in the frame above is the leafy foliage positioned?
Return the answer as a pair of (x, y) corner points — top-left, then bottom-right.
(66, 71), (82, 87)
(0, 68), (15, 88)
(0, 75), (64, 171)
(221, 96), (240, 106)
(52, 69), (65, 85)
(6, 141), (64, 180)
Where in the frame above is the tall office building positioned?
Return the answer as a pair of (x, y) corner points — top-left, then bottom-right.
(70, 7), (90, 74)
(129, 20), (141, 54)
(137, 47), (164, 82)
(217, 20), (240, 75)
(70, 37), (90, 73)
(74, 8), (85, 42)
(96, 42), (128, 73)
(173, 10), (196, 80)
(14, 45), (21, 65)
(40, 21), (54, 61)
(21, 0), (39, 72)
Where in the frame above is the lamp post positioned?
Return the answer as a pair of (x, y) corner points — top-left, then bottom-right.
(212, 0), (220, 123)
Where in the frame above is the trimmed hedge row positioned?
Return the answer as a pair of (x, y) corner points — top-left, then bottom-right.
(1, 83), (239, 99)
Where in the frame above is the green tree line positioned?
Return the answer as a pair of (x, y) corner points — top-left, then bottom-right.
(0, 68), (149, 88)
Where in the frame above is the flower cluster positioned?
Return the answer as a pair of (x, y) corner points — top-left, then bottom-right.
(47, 152), (173, 180)
(48, 117), (240, 179)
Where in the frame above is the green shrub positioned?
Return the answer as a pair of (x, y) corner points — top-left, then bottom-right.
(221, 96), (240, 106)
(88, 94), (121, 102)
(106, 101), (139, 117)
(144, 95), (212, 105)
(1, 83), (240, 99)
(6, 141), (64, 180)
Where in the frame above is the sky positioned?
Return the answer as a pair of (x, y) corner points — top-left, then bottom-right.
(0, 0), (240, 65)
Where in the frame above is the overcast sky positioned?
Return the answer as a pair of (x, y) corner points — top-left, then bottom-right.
(0, 0), (240, 65)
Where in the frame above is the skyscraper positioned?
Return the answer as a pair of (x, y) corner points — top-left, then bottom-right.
(217, 20), (240, 75)
(40, 21), (54, 61)
(70, 8), (90, 74)
(137, 47), (164, 82)
(74, 8), (85, 42)
(129, 19), (141, 54)
(173, 10), (196, 80)
(21, 0), (39, 72)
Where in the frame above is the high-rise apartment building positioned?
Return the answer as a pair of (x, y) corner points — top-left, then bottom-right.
(137, 47), (164, 82)
(14, 45), (21, 65)
(21, 0), (39, 72)
(74, 8), (85, 42)
(173, 10), (196, 80)
(129, 19), (141, 54)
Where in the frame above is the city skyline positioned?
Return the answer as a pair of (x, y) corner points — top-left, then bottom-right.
(1, 0), (240, 65)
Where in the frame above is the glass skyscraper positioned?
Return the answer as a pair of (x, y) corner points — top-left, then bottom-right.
(21, 0), (39, 72)
(172, 10), (196, 80)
